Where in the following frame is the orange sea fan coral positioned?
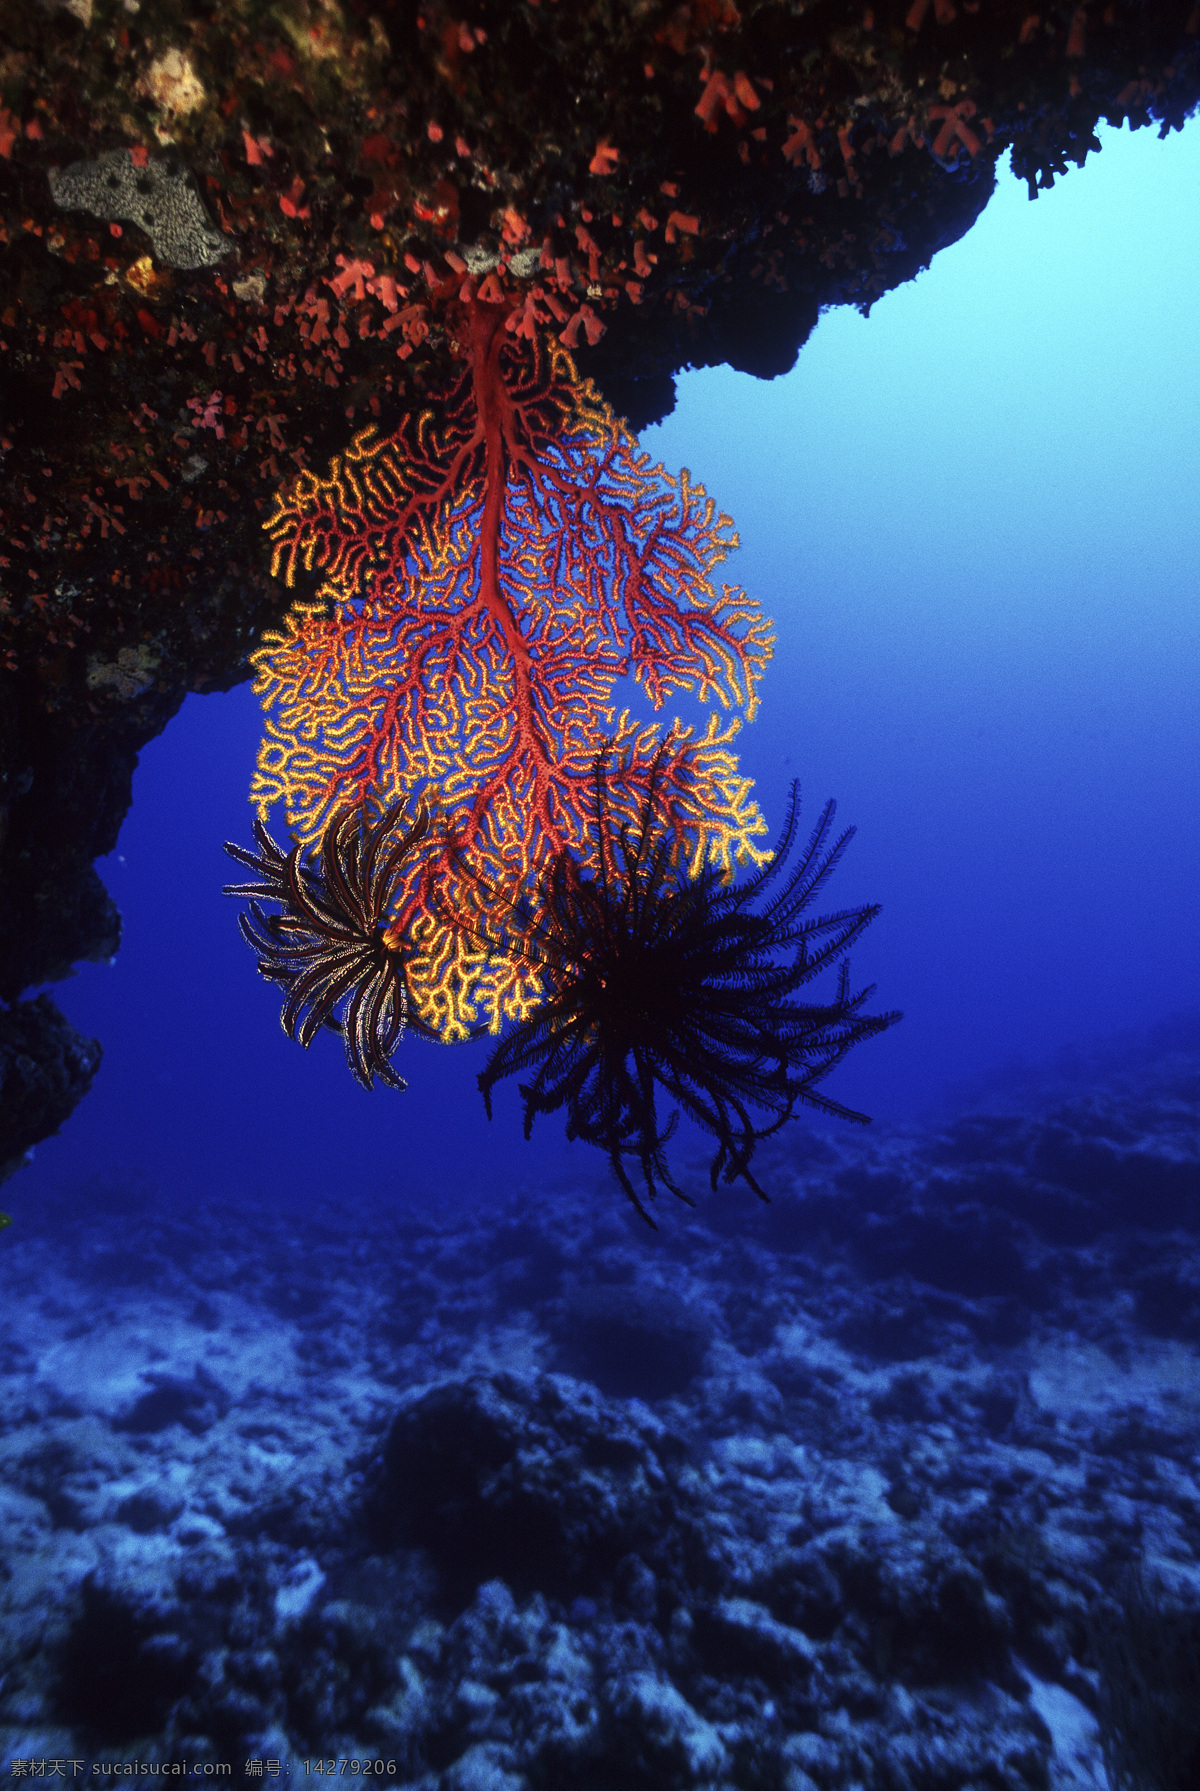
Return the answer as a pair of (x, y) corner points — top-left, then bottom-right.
(251, 300), (774, 1038)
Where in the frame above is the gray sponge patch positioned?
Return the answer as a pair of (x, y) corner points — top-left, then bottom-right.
(49, 149), (229, 270)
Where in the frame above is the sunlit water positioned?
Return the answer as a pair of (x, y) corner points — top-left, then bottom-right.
(11, 118), (1198, 1217)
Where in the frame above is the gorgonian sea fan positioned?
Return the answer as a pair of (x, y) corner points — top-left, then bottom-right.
(251, 297), (774, 1039)
(458, 752), (901, 1225)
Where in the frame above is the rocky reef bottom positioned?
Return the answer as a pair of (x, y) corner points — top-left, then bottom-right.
(1, 1046), (1198, 1790)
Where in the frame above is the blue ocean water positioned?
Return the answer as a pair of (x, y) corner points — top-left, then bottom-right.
(3, 119), (1200, 1790)
(10, 118), (1199, 1216)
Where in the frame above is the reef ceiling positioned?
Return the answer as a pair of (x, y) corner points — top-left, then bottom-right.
(1, 0), (1197, 1183)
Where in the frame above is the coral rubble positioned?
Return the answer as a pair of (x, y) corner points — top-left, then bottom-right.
(0, 1047), (1197, 1779)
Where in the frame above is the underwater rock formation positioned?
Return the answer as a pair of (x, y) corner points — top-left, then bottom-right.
(0, 1045), (1197, 1780)
(2, 0), (1199, 1154)
(367, 1370), (686, 1602)
(0, 992), (100, 1188)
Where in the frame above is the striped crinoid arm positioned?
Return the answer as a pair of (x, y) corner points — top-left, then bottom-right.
(224, 801), (439, 1089)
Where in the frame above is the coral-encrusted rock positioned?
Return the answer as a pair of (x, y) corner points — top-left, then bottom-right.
(368, 1370), (688, 1600)
(0, 992), (101, 1187)
(49, 150), (229, 271)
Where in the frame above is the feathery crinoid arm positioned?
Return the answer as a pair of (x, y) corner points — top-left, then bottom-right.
(475, 755), (900, 1223)
(224, 800), (438, 1090)
(222, 814), (293, 903)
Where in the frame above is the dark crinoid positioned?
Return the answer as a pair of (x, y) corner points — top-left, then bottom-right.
(223, 801), (436, 1090)
(474, 755), (902, 1225)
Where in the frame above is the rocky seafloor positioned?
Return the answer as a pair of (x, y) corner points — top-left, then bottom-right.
(1, 1042), (1198, 1789)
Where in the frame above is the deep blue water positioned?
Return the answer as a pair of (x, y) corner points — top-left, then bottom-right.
(12, 118), (1199, 1221)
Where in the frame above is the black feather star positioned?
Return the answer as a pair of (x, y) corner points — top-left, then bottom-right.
(470, 756), (902, 1225)
(223, 801), (435, 1090)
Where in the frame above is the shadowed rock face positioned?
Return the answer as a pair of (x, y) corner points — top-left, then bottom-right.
(2, 0), (1198, 1159)
(54, 1574), (197, 1746)
(366, 1370), (689, 1602)
(551, 1281), (713, 1401)
(0, 994), (100, 1189)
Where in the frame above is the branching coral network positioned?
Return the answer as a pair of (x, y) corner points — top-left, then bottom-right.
(249, 294), (774, 1036)
(229, 287), (898, 1206)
